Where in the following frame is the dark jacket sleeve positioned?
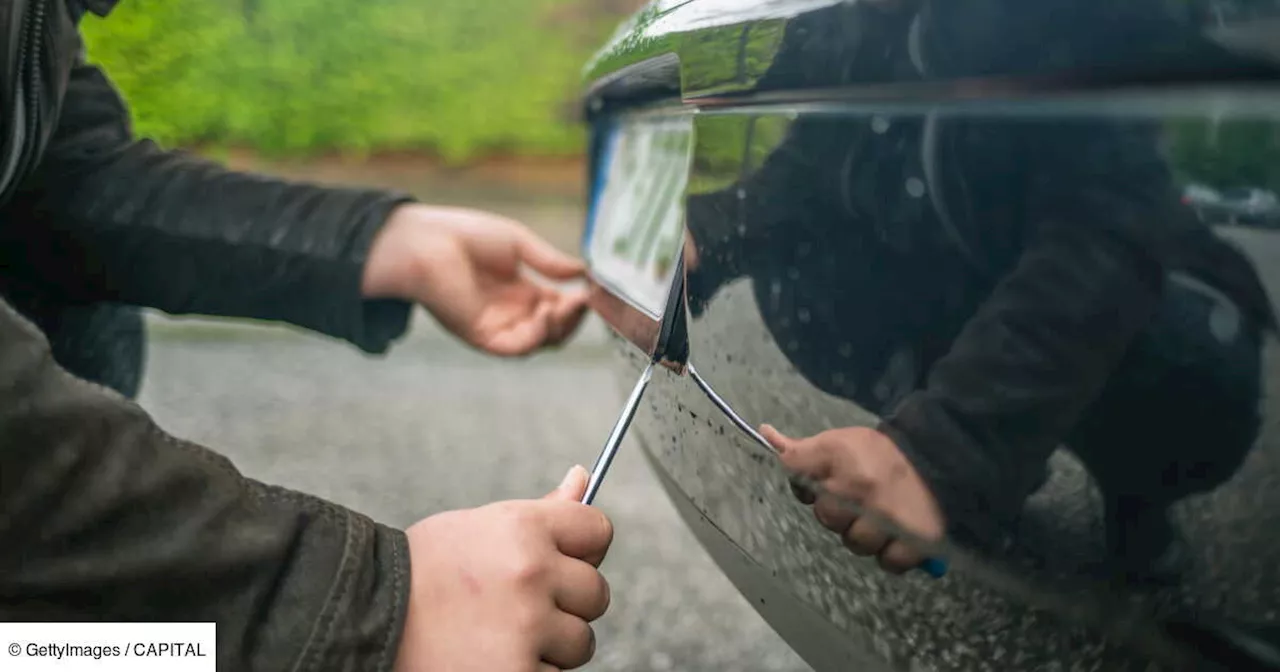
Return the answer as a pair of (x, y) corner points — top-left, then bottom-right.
(5, 57), (414, 354)
(876, 123), (1176, 549)
(877, 222), (1164, 548)
(0, 294), (410, 670)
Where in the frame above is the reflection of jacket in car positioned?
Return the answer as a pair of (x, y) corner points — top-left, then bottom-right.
(0, 2), (414, 666)
(684, 0), (1277, 549)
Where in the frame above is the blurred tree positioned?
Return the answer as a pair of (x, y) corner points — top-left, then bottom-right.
(1168, 118), (1280, 190)
(80, 0), (637, 162)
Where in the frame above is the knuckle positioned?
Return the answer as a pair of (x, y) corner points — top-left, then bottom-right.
(849, 517), (884, 542)
(813, 498), (853, 533)
(496, 501), (537, 527)
(508, 552), (550, 588)
(842, 533), (877, 557)
(878, 543), (919, 575)
(596, 511), (615, 547)
(590, 572), (612, 620)
(564, 623), (596, 669)
(577, 508), (614, 559)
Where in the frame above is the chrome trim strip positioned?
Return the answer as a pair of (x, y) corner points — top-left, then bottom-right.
(687, 362), (777, 455)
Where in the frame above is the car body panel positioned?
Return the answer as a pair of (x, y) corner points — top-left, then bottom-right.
(581, 1), (1280, 670)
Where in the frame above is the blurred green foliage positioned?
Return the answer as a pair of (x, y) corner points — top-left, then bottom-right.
(689, 114), (789, 195)
(1168, 118), (1280, 191)
(80, 0), (630, 162)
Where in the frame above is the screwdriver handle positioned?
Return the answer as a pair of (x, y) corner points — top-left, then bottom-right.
(919, 557), (948, 579)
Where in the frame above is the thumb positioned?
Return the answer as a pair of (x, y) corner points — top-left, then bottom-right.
(761, 424), (831, 479)
(761, 425), (819, 504)
(516, 228), (587, 280)
(759, 424), (796, 455)
(545, 465), (589, 501)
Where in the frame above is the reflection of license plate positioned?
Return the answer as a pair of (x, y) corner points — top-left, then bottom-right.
(584, 115), (694, 319)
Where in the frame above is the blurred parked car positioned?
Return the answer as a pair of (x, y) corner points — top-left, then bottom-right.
(1183, 182), (1224, 217)
(579, 0), (1280, 670)
(1219, 187), (1280, 224)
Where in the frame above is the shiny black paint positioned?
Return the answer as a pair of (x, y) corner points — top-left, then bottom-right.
(583, 1), (1280, 670)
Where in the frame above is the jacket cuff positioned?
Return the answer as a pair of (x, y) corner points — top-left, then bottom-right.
(295, 510), (412, 672)
(321, 190), (418, 355)
(876, 408), (1017, 555)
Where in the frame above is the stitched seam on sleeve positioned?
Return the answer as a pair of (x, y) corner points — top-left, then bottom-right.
(376, 531), (406, 672)
(291, 508), (356, 672)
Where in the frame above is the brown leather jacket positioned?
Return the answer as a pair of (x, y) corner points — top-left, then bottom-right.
(1, 1), (414, 669)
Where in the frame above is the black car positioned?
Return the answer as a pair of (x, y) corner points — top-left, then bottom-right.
(578, 1), (1280, 670)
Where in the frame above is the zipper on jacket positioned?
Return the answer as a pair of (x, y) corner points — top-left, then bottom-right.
(0, 80), (26, 200)
(0, 0), (45, 201)
(17, 0), (45, 181)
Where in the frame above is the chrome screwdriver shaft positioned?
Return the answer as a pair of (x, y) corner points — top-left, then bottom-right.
(581, 361), (655, 505)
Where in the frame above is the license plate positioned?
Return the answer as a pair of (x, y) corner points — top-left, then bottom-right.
(584, 115), (695, 319)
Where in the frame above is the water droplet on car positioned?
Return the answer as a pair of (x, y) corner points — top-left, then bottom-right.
(871, 116), (891, 134)
(786, 340), (799, 352)
(787, 267), (800, 280)
(737, 224), (747, 236)
(1209, 301), (1241, 344)
(798, 308), (811, 323)
(905, 177), (926, 198)
(838, 342), (853, 357)
(736, 187), (747, 200)
(797, 241), (812, 257)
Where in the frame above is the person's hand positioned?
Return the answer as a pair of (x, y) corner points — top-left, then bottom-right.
(393, 466), (613, 672)
(760, 425), (945, 575)
(682, 230), (699, 271)
(363, 204), (590, 356)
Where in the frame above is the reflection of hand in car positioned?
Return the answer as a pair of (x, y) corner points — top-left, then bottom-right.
(682, 229), (700, 271)
(760, 424), (945, 574)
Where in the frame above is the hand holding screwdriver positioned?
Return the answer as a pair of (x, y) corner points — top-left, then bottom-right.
(760, 424), (948, 578)
(395, 466), (613, 672)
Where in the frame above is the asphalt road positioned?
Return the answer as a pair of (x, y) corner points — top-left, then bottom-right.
(137, 310), (812, 672)
(126, 193), (1280, 671)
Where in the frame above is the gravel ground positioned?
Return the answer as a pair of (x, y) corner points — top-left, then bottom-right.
(136, 310), (812, 672)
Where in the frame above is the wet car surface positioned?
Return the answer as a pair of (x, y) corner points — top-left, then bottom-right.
(578, 1), (1280, 670)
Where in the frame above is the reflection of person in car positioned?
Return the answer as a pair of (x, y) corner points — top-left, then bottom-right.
(683, 0), (1277, 579)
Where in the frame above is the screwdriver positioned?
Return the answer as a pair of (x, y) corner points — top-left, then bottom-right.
(686, 363), (950, 579)
(578, 359), (947, 578)
(581, 360), (655, 506)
